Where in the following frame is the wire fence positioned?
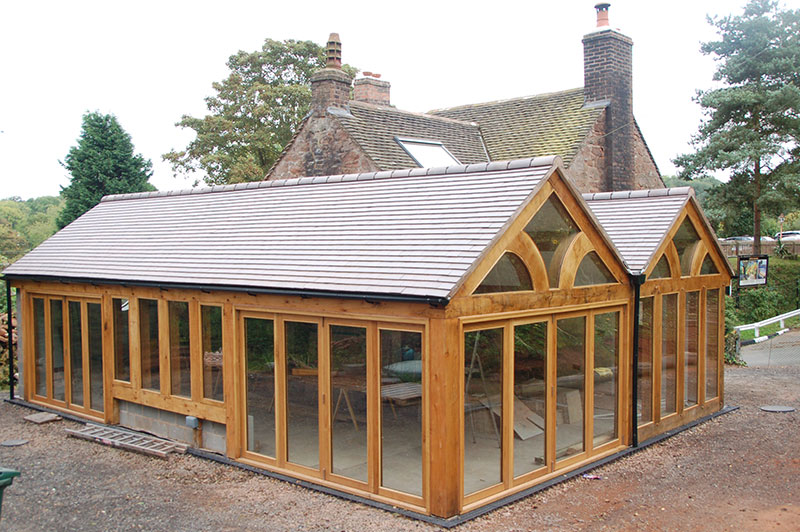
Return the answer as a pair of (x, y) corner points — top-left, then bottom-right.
(739, 330), (800, 367)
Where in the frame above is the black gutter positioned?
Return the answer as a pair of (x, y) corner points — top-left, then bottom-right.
(1, 274), (450, 308)
(5, 278), (14, 400)
(630, 273), (646, 447)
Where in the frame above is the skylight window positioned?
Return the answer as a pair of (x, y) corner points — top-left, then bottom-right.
(395, 137), (460, 168)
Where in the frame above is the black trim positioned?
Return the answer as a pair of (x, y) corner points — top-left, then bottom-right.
(1, 274), (449, 308)
(3, 396), (737, 527)
(630, 273), (646, 447)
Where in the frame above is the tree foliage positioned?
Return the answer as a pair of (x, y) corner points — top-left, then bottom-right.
(58, 112), (155, 228)
(674, 0), (800, 251)
(163, 38), (357, 186)
(0, 196), (64, 265)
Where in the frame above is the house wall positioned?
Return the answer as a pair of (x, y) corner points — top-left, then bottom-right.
(632, 127), (663, 189)
(268, 114), (379, 180)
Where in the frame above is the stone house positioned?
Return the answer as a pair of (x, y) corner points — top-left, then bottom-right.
(268, 3), (663, 193)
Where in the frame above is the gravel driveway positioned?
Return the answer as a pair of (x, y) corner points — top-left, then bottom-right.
(1, 364), (798, 531)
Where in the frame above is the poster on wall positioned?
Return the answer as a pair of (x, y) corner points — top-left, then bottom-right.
(738, 255), (768, 287)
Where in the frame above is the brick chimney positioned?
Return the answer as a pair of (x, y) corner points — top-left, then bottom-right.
(583, 3), (634, 192)
(310, 33), (353, 113)
(353, 72), (391, 106)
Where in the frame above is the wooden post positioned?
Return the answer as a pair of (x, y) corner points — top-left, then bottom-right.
(427, 317), (461, 518)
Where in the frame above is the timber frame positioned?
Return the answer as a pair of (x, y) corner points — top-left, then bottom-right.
(4, 159), (732, 519)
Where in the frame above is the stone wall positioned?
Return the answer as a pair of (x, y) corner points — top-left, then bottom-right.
(269, 113), (378, 180)
(119, 400), (226, 453)
(566, 114), (607, 193)
(632, 127), (664, 189)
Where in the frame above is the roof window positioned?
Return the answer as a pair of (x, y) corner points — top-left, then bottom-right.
(395, 137), (460, 168)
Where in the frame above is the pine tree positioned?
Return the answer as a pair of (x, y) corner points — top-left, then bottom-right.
(58, 112), (155, 228)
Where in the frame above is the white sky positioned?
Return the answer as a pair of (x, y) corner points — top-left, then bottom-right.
(1, 0), (789, 199)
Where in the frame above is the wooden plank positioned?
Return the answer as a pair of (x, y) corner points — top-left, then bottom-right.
(189, 300), (203, 403)
(101, 293), (117, 423)
(367, 321), (379, 494)
(557, 233), (594, 290)
(113, 385), (226, 424)
(448, 288), (631, 320)
(508, 232), (549, 293)
(158, 299), (170, 397)
(223, 302), (240, 458)
(274, 316), (287, 468)
(128, 297), (141, 391)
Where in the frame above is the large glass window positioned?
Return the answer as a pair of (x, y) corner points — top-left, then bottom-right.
(33, 297), (46, 397)
(475, 253), (532, 294)
(513, 322), (547, 478)
(112, 298), (130, 382)
(139, 299), (160, 392)
(245, 317), (275, 457)
(706, 290), (720, 399)
(330, 325), (368, 482)
(673, 219), (701, 276)
(201, 305), (224, 402)
(574, 252), (616, 286)
(638, 297), (654, 425)
(380, 329), (423, 496)
(50, 299), (65, 402)
(593, 312), (619, 446)
(464, 327), (503, 495)
(661, 294), (678, 416)
(88, 303), (104, 413)
(68, 301), (84, 407)
(285, 321), (319, 469)
(168, 301), (191, 398)
(685, 292), (700, 407)
(524, 195), (580, 288)
(556, 317), (585, 460)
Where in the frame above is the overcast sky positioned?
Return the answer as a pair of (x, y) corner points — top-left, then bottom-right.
(2, 0), (790, 199)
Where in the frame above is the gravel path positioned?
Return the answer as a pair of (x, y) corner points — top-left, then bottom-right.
(1, 365), (798, 531)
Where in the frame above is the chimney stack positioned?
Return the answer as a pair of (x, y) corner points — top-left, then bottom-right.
(583, 3), (634, 192)
(310, 33), (352, 113)
(353, 72), (391, 106)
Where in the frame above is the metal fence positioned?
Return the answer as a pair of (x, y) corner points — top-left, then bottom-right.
(739, 329), (800, 367)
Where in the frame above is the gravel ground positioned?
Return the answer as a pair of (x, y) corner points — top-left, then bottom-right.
(1, 364), (798, 532)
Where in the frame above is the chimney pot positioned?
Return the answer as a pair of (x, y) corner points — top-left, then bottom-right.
(326, 32), (342, 68)
(595, 3), (611, 27)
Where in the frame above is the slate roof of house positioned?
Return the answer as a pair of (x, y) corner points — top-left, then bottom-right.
(430, 88), (606, 166)
(333, 101), (489, 169)
(4, 158), (563, 301)
(583, 188), (694, 274)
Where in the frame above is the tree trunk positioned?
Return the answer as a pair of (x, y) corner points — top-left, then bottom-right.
(753, 160), (762, 256)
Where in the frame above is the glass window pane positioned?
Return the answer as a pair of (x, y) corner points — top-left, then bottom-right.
(380, 329), (423, 496)
(464, 328), (503, 495)
(706, 290), (720, 399)
(638, 297), (654, 425)
(50, 300), (65, 402)
(524, 195), (580, 289)
(168, 301), (191, 398)
(593, 312), (619, 447)
(700, 255), (718, 275)
(68, 301), (84, 407)
(650, 255), (671, 279)
(396, 138), (460, 167)
(685, 292), (700, 407)
(139, 299), (160, 392)
(574, 252), (616, 286)
(556, 317), (585, 460)
(88, 303), (104, 413)
(33, 297), (46, 397)
(513, 322), (546, 478)
(285, 321), (319, 469)
(661, 294), (678, 416)
(330, 325), (368, 482)
(112, 298), (130, 382)
(475, 252), (533, 294)
(201, 305), (224, 402)
(673, 219), (701, 276)
(245, 317), (275, 457)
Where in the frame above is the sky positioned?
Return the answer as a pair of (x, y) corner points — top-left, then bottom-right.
(1, 0), (791, 199)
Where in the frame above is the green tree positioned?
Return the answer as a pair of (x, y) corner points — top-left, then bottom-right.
(163, 38), (357, 186)
(0, 196), (64, 262)
(674, 0), (800, 253)
(58, 113), (155, 228)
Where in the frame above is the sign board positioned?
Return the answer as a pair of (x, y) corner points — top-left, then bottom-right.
(738, 255), (768, 287)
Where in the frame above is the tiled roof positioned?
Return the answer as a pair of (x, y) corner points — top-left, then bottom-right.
(584, 188), (692, 273)
(4, 158), (559, 301)
(430, 88), (605, 166)
(333, 101), (489, 170)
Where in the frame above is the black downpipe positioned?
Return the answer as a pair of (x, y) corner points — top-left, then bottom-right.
(5, 279), (13, 400)
(630, 273), (646, 447)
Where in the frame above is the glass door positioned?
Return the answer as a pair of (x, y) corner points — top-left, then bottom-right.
(242, 314), (277, 460)
(284, 319), (322, 471)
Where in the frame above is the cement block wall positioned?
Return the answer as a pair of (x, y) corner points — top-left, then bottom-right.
(119, 401), (226, 454)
